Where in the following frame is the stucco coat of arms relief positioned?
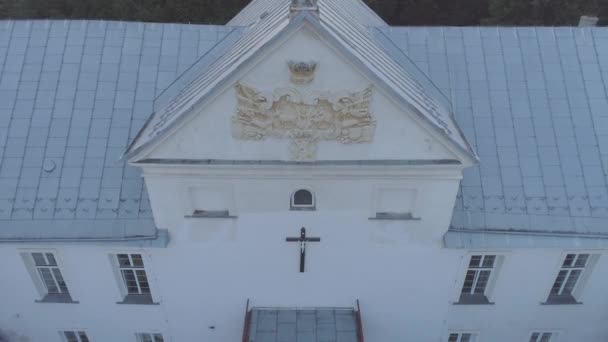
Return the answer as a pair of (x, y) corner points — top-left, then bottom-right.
(231, 82), (377, 161)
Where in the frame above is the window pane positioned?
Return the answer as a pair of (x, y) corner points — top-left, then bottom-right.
(39, 268), (59, 293)
(122, 270), (140, 294)
(153, 334), (164, 342)
(293, 190), (313, 206)
(563, 254), (575, 267)
(540, 333), (552, 342)
(562, 269), (582, 295)
(45, 253), (57, 266)
(64, 331), (78, 342)
(117, 254), (131, 267)
(482, 255), (496, 268)
(136, 270), (151, 294)
(78, 331), (89, 342)
(448, 334), (459, 342)
(461, 270), (476, 294)
(461, 333), (471, 342)
(469, 255), (482, 268)
(550, 270), (568, 295)
(474, 270), (491, 294)
(131, 254), (144, 268)
(32, 253), (46, 266)
(530, 333), (540, 342)
(52, 268), (69, 293)
(575, 254), (589, 267)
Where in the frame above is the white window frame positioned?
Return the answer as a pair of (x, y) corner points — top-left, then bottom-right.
(117, 253), (151, 295)
(546, 252), (599, 303)
(529, 331), (559, 342)
(109, 251), (157, 304)
(136, 332), (165, 342)
(550, 254), (588, 296)
(32, 252), (69, 295)
(455, 253), (505, 304)
(447, 331), (477, 342)
(461, 255), (496, 294)
(20, 249), (76, 302)
(290, 189), (315, 210)
(60, 330), (90, 342)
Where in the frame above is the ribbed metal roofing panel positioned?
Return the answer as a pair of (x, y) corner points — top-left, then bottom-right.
(0, 20), (226, 240)
(378, 27), (608, 237)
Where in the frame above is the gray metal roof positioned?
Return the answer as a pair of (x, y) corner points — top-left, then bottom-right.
(0, 19), (607, 242)
(247, 308), (359, 342)
(0, 20), (228, 241)
(382, 27), (608, 238)
(126, 0), (476, 162)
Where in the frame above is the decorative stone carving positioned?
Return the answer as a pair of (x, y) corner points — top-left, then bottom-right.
(232, 82), (376, 161)
(288, 61), (317, 84)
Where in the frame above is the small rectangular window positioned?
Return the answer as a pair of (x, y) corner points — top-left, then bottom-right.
(529, 332), (554, 342)
(115, 254), (154, 304)
(62, 331), (89, 342)
(547, 254), (590, 304)
(458, 255), (496, 304)
(448, 332), (475, 342)
(136, 333), (164, 342)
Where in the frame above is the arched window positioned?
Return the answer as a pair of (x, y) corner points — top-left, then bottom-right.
(291, 189), (315, 210)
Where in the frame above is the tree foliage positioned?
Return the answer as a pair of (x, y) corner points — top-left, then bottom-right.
(0, 0), (605, 26)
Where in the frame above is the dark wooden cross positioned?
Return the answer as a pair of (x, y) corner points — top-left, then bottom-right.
(286, 227), (321, 273)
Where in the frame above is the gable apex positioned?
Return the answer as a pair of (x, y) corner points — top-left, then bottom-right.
(126, 0), (477, 165)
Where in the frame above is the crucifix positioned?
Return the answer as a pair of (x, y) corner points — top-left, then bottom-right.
(286, 227), (321, 273)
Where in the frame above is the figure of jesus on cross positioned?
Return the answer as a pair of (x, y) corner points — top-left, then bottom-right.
(286, 227), (321, 273)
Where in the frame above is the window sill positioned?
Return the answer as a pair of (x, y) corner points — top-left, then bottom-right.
(184, 214), (238, 219)
(35, 294), (79, 304)
(541, 296), (582, 305)
(116, 294), (159, 305)
(185, 210), (238, 219)
(290, 207), (316, 211)
(368, 214), (421, 221)
(454, 294), (494, 305)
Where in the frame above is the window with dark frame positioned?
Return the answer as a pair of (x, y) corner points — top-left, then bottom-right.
(458, 255), (496, 304)
(291, 189), (315, 210)
(62, 331), (89, 342)
(547, 253), (589, 304)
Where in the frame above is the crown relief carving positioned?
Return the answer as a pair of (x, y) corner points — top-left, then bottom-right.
(231, 82), (376, 161)
(288, 61), (317, 85)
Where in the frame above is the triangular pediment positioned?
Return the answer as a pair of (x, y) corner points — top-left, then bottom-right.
(126, 2), (477, 166)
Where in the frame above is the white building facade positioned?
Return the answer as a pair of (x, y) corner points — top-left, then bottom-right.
(1, 1), (608, 342)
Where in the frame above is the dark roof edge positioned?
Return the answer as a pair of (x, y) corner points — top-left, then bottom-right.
(0, 229), (170, 247)
(135, 158), (462, 166)
(449, 227), (608, 240)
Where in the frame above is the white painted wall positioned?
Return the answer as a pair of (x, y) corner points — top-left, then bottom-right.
(1, 167), (607, 342)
